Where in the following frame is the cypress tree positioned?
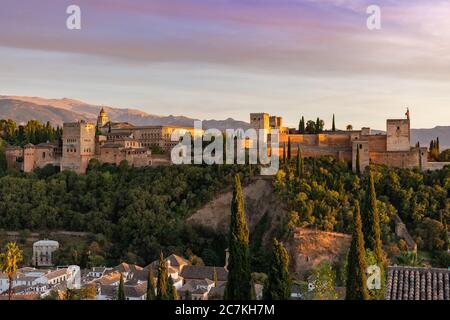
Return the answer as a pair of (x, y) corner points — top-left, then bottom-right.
(146, 266), (156, 300)
(316, 117), (320, 133)
(332, 114), (336, 131)
(287, 137), (292, 160)
(296, 146), (304, 178)
(156, 252), (169, 300)
(224, 175), (252, 300)
(346, 202), (369, 300)
(213, 267), (218, 287)
(167, 275), (176, 300)
(282, 143), (286, 164)
(355, 145), (361, 175)
(362, 171), (383, 263)
(436, 137), (440, 154)
(117, 274), (126, 300)
(300, 116), (305, 134)
(263, 238), (291, 300)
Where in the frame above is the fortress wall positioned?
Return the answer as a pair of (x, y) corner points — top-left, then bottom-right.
(33, 146), (60, 169)
(23, 147), (35, 173)
(280, 134), (317, 146)
(369, 149), (421, 169)
(368, 135), (387, 152)
(318, 133), (352, 147)
(5, 148), (23, 171)
(425, 162), (450, 171)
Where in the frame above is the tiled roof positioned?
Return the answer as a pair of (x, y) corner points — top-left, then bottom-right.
(180, 266), (228, 282)
(45, 268), (67, 280)
(386, 266), (450, 300)
(167, 254), (190, 267)
(124, 283), (147, 298)
(113, 262), (143, 274)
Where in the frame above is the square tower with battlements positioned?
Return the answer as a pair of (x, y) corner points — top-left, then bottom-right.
(386, 119), (410, 152)
(61, 121), (96, 173)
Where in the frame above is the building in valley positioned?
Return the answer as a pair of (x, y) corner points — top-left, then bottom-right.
(32, 240), (60, 267)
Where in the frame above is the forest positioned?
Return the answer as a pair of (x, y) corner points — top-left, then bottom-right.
(274, 155), (449, 269)
(0, 161), (254, 268)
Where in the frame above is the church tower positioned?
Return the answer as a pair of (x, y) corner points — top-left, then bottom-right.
(97, 107), (109, 128)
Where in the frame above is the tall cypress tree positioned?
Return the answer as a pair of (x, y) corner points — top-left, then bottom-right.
(156, 252), (169, 300)
(355, 145), (361, 175)
(263, 238), (291, 300)
(287, 137), (292, 160)
(167, 275), (176, 300)
(346, 202), (369, 300)
(282, 143), (286, 164)
(224, 175), (252, 300)
(362, 171), (383, 263)
(117, 274), (126, 300)
(332, 114), (336, 131)
(296, 146), (304, 178)
(146, 266), (156, 300)
(436, 137), (440, 154)
(300, 116), (305, 134)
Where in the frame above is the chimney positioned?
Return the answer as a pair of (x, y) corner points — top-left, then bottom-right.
(224, 248), (230, 271)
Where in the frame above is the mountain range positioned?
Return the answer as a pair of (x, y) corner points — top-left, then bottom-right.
(0, 95), (250, 131)
(0, 95), (448, 149)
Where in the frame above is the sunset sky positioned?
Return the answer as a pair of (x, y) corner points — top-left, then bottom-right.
(1, 0), (450, 129)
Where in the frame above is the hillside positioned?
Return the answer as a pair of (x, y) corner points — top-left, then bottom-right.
(0, 95), (250, 130)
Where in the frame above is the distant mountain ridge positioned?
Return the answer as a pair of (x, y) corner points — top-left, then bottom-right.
(0, 95), (251, 131)
(0, 95), (448, 149)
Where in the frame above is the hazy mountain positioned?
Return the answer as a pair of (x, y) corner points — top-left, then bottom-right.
(0, 95), (448, 148)
(411, 127), (450, 150)
(0, 95), (250, 131)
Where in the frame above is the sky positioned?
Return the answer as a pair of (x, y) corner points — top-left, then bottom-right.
(1, 0), (450, 129)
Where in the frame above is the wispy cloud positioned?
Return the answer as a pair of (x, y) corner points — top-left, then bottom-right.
(0, 0), (449, 128)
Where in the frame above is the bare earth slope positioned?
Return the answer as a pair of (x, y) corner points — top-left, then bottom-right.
(188, 177), (352, 277)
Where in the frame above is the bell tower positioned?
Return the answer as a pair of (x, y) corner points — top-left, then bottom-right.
(97, 107), (109, 128)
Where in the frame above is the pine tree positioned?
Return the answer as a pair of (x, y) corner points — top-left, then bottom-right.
(117, 274), (126, 300)
(332, 114), (336, 131)
(355, 145), (361, 175)
(263, 238), (291, 300)
(362, 171), (383, 263)
(146, 266), (156, 300)
(224, 175), (252, 300)
(156, 252), (169, 300)
(345, 202), (369, 300)
(296, 146), (304, 178)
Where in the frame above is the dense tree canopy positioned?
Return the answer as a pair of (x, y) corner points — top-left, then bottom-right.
(0, 163), (253, 266)
(0, 119), (62, 146)
(274, 156), (449, 257)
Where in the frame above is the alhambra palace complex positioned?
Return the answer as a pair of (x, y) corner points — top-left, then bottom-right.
(5, 108), (449, 173)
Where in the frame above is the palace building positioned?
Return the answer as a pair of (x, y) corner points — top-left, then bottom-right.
(5, 108), (449, 173)
(255, 111), (448, 172)
(5, 108), (200, 174)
